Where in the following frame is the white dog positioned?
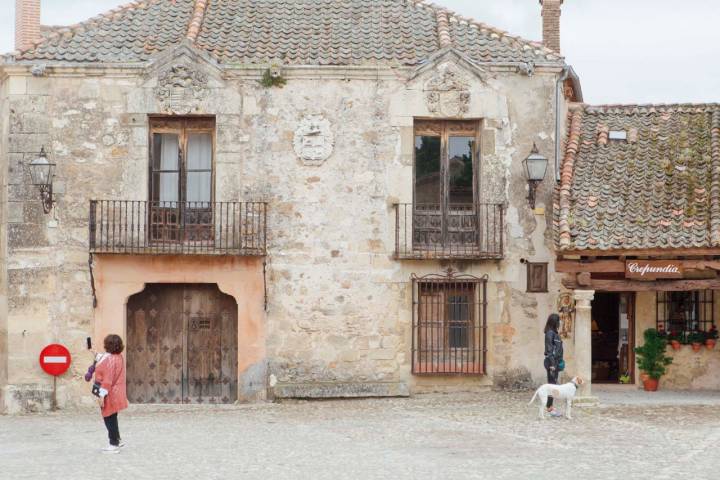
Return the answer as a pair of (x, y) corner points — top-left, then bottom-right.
(528, 376), (584, 420)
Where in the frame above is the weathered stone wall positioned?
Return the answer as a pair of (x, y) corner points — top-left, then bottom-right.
(0, 73), (10, 413)
(2, 71), (108, 412)
(635, 290), (720, 389)
(0, 52), (566, 411)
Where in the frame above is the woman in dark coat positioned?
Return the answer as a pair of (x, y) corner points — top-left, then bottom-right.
(543, 313), (564, 417)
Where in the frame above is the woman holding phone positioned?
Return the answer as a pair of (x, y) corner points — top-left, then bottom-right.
(93, 334), (129, 453)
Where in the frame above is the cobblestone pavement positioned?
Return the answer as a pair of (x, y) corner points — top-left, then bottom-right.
(2, 390), (720, 480)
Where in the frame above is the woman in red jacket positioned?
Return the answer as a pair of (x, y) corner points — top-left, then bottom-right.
(94, 334), (129, 453)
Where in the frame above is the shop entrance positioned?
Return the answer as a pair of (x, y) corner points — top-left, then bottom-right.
(591, 292), (635, 384)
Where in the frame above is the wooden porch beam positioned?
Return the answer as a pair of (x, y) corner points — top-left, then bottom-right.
(559, 247), (720, 257)
(562, 277), (720, 292)
(556, 259), (720, 273)
(555, 260), (625, 273)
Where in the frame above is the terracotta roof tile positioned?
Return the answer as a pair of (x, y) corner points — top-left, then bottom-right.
(555, 103), (720, 252)
(14, 0), (562, 66)
(16, 0), (195, 62)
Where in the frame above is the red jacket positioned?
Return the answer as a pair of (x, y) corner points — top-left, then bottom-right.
(95, 353), (128, 417)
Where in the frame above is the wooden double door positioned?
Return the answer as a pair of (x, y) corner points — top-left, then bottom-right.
(413, 120), (480, 251)
(126, 283), (238, 404)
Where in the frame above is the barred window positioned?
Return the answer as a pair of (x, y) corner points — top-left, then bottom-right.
(412, 271), (487, 375)
(656, 291), (714, 335)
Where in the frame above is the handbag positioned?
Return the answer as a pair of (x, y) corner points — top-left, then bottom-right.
(558, 359), (566, 372)
(90, 353), (109, 397)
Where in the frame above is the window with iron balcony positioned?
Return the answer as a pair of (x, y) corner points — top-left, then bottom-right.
(89, 117), (266, 256)
(394, 120), (504, 260)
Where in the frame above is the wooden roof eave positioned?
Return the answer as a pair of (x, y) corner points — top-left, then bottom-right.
(558, 247), (720, 259)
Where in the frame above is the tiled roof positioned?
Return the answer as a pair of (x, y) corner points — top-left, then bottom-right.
(555, 103), (720, 252)
(17, 0), (196, 62)
(13, 0), (562, 66)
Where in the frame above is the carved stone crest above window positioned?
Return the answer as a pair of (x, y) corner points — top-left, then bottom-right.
(293, 115), (334, 166)
(424, 62), (471, 117)
(155, 64), (209, 115)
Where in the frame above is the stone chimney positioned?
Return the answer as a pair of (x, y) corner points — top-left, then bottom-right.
(15, 0), (41, 51)
(539, 0), (563, 53)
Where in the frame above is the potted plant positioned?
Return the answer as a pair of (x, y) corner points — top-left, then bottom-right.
(667, 331), (681, 351)
(634, 328), (673, 391)
(689, 331), (705, 352)
(706, 326), (718, 350)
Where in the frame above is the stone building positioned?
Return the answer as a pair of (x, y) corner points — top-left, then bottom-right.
(18, 0), (720, 413)
(556, 103), (720, 389)
(1, 0), (582, 413)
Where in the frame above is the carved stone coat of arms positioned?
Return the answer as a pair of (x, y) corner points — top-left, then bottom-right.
(155, 64), (209, 115)
(424, 62), (471, 117)
(293, 115), (334, 165)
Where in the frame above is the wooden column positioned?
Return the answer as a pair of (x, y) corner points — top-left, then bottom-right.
(573, 289), (594, 399)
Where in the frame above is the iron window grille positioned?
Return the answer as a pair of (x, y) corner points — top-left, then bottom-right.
(411, 269), (488, 375)
(656, 290), (715, 339)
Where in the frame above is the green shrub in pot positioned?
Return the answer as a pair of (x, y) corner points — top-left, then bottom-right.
(634, 328), (673, 385)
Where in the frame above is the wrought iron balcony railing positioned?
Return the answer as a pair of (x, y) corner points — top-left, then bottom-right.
(394, 203), (504, 260)
(89, 200), (266, 255)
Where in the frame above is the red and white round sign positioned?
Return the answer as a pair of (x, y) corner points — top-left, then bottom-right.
(39, 344), (72, 376)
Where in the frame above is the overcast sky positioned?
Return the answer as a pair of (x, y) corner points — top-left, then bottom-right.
(2, 0), (719, 105)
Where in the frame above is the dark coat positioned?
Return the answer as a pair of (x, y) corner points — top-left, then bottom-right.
(544, 330), (563, 368)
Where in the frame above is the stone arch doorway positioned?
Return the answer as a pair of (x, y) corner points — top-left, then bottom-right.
(126, 283), (238, 404)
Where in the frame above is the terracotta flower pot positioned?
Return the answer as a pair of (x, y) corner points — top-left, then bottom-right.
(640, 372), (649, 382)
(692, 342), (703, 352)
(643, 378), (659, 392)
(670, 340), (681, 351)
(706, 339), (716, 350)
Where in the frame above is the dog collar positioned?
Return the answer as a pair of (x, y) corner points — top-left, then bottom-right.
(571, 382), (579, 389)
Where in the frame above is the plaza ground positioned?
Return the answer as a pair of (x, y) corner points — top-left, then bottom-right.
(2, 386), (719, 480)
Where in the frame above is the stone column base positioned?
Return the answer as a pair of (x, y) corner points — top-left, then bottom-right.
(572, 396), (599, 407)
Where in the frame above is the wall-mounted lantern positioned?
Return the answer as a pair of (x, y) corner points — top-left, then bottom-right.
(28, 146), (56, 214)
(523, 143), (548, 209)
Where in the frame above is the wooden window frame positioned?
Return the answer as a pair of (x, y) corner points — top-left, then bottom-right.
(148, 116), (216, 244)
(412, 119), (483, 252)
(148, 116), (216, 205)
(526, 262), (549, 293)
(413, 119), (481, 210)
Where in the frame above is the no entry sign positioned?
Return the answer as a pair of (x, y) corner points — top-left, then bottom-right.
(39, 344), (72, 376)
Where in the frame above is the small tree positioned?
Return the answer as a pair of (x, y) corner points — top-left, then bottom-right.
(634, 328), (673, 380)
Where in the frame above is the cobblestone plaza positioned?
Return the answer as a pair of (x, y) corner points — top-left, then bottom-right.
(3, 388), (719, 480)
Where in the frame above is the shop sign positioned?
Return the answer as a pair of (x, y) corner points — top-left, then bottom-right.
(625, 260), (683, 280)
